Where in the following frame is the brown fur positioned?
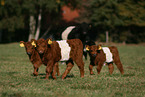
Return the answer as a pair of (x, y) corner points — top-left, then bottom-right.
(35, 38), (84, 80)
(20, 40), (60, 77)
(87, 45), (124, 75)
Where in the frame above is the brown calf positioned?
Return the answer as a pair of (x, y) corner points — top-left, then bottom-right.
(20, 40), (60, 76)
(33, 38), (84, 80)
(86, 44), (124, 75)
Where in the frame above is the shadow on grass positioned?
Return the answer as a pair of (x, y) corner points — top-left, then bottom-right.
(30, 73), (45, 77)
(126, 66), (134, 69)
(1, 71), (19, 77)
(30, 73), (58, 80)
(38, 73), (75, 80)
(2, 71), (18, 74)
(126, 66), (141, 70)
(39, 76), (54, 80)
(107, 73), (135, 77)
(38, 73), (46, 76)
(2, 92), (23, 97)
(122, 73), (135, 77)
(71, 84), (102, 90)
(65, 74), (75, 78)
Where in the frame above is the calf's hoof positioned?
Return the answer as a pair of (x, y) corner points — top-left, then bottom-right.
(121, 72), (124, 75)
(33, 72), (38, 76)
(44, 77), (49, 80)
(90, 72), (95, 75)
(62, 76), (66, 80)
(52, 76), (57, 80)
(81, 75), (84, 78)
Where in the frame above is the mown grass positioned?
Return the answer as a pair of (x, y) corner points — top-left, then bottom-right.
(0, 43), (145, 97)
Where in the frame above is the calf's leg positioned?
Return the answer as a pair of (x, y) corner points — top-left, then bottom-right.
(33, 63), (40, 76)
(33, 67), (39, 76)
(56, 62), (60, 76)
(107, 63), (114, 74)
(114, 60), (124, 74)
(97, 62), (103, 74)
(74, 59), (84, 78)
(83, 51), (87, 60)
(52, 62), (60, 76)
(45, 62), (56, 80)
(113, 55), (124, 74)
(89, 64), (94, 75)
(62, 60), (74, 79)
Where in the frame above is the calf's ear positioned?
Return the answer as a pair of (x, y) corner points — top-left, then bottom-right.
(47, 38), (52, 45)
(31, 41), (36, 47)
(98, 44), (102, 50)
(20, 41), (25, 47)
(85, 45), (90, 51)
(31, 39), (36, 47)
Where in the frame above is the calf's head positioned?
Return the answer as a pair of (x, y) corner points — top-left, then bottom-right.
(20, 40), (36, 55)
(32, 38), (52, 55)
(80, 22), (91, 35)
(86, 44), (102, 57)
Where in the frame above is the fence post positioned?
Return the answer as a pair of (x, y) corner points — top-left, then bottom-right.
(106, 31), (109, 43)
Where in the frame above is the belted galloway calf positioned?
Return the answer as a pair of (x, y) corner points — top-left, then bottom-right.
(61, 23), (95, 60)
(86, 44), (124, 75)
(20, 40), (60, 76)
(33, 38), (84, 80)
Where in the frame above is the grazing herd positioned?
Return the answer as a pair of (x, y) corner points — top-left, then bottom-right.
(20, 38), (124, 80)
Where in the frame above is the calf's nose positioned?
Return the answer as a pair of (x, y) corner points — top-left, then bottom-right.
(39, 50), (43, 54)
(27, 52), (31, 55)
(93, 54), (97, 57)
(83, 32), (87, 34)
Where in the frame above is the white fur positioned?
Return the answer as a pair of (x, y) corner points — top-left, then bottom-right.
(61, 26), (75, 40)
(102, 47), (113, 63)
(57, 40), (71, 61)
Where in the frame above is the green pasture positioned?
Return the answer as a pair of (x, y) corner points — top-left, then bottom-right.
(0, 43), (145, 97)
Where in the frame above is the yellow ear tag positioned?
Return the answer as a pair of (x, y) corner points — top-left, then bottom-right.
(86, 47), (89, 51)
(98, 46), (102, 50)
(20, 43), (24, 47)
(48, 40), (52, 44)
(31, 41), (36, 47)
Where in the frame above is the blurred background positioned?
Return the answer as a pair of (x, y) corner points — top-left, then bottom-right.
(0, 0), (145, 44)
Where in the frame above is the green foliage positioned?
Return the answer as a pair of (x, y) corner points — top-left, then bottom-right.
(89, 0), (145, 27)
(0, 43), (145, 96)
(118, 0), (145, 26)
(0, 0), (145, 43)
(0, 0), (24, 31)
(77, 0), (145, 43)
(91, 0), (116, 25)
(0, 0), (67, 42)
(0, 0), (61, 31)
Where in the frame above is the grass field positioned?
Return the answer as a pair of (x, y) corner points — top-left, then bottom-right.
(0, 43), (145, 97)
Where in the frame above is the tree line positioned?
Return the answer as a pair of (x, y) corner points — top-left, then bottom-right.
(0, 0), (145, 43)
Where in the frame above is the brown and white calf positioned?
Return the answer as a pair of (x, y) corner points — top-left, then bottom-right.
(20, 40), (60, 76)
(33, 38), (84, 80)
(86, 44), (124, 75)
